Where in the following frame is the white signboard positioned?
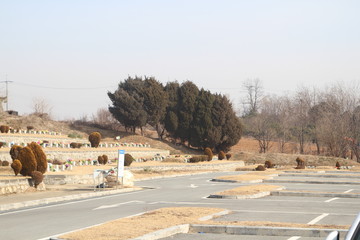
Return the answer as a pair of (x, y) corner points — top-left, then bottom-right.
(117, 150), (125, 178)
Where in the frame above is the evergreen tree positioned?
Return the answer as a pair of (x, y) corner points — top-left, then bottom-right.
(176, 81), (199, 144)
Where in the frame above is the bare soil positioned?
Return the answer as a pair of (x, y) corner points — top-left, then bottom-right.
(60, 207), (350, 240)
(215, 184), (283, 196)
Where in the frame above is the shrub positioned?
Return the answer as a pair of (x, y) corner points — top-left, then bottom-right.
(225, 153), (232, 160)
(189, 155), (208, 163)
(255, 165), (266, 171)
(70, 142), (82, 148)
(0, 125), (10, 133)
(218, 151), (226, 160)
(27, 126), (34, 131)
(89, 132), (101, 148)
(0, 160), (2, 166)
(295, 157), (305, 169)
(102, 155), (108, 165)
(31, 171), (44, 188)
(28, 142), (47, 174)
(204, 147), (213, 161)
(0, 142), (4, 148)
(336, 161), (341, 169)
(264, 160), (274, 168)
(2, 160), (9, 166)
(52, 159), (64, 165)
(11, 160), (22, 176)
(10, 145), (23, 160)
(18, 146), (37, 176)
(124, 153), (134, 166)
(97, 155), (104, 164)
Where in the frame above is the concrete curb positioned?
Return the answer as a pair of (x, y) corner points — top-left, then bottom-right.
(189, 224), (348, 237)
(280, 173), (360, 179)
(198, 210), (230, 221)
(264, 179), (360, 185)
(0, 187), (142, 211)
(208, 187), (286, 199)
(271, 191), (360, 198)
(211, 179), (264, 183)
(131, 224), (190, 240)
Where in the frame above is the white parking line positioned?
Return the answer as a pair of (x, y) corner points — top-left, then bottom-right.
(308, 213), (329, 224)
(287, 237), (301, 240)
(344, 189), (354, 193)
(325, 198), (339, 203)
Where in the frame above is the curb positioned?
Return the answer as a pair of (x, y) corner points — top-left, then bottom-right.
(209, 191), (271, 199)
(271, 191), (360, 198)
(211, 179), (264, 183)
(280, 173), (360, 179)
(189, 224), (348, 237)
(208, 187), (286, 199)
(131, 224), (190, 240)
(0, 187), (142, 212)
(264, 179), (360, 185)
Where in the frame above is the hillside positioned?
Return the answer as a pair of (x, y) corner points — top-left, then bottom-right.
(1, 113), (359, 167)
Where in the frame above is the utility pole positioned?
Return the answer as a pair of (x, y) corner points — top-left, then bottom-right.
(0, 76), (13, 111)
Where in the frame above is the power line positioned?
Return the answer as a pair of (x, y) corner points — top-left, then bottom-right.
(13, 82), (117, 90)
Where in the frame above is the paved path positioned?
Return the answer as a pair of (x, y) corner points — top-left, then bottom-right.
(0, 171), (360, 240)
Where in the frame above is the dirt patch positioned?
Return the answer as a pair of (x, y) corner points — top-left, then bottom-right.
(216, 172), (274, 182)
(215, 185), (283, 196)
(60, 207), (350, 240)
(60, 207), (224, 240)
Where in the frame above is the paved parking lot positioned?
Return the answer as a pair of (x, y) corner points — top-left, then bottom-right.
(159, 170), (360, 240)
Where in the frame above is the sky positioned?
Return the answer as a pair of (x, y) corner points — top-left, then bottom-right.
(0, 0), (359, 120)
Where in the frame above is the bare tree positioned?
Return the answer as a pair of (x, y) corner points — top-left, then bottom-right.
(32, 98), (53, 118)
(241, 79), (263, 116)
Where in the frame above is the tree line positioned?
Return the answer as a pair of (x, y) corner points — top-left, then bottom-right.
(241, 79), (360, 162)
(108, 76), (242, 152)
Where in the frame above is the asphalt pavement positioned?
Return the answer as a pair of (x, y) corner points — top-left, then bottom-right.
(0, 170), (360, 240)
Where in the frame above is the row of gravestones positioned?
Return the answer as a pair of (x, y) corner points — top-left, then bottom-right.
(2, 129), (61, 135)
(47, 159), (99, 172)
(1, 141), (151, 149)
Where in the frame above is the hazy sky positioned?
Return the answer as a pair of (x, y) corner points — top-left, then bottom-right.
(0, 0), (359, 120)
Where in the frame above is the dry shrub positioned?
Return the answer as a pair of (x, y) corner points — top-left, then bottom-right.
(336, 161), (340, 169)
(125, 153), (134, 166)
(0, 125), (10, 133)
(226, 153), (232, 160)
(189, 155), (208, 163)
(218, 151), (226, 160)
(18, 147), (37, 176)
(163, 157), (185, 163)
(264, 160), (274, 168)
(70, 142), (82, 148)
(0, 142), (4, 148)
(89, 132), (101, 148)
(2, 160), (9, 166)
(28, 142), (47, 174)
(31, 171), (44, 188)
(98, 155), (104, 164)
(102, 155), (108, 165)
(255, 165), (266, 171)
(10, 145), (23, 160)
(11, 160), (22, 176)
(204, 148), (213, 161)
(0, 160), (2, 166)
(52, 159), (64, 165)
(27, 126), (34, 131)
(295, 157), (305, 169)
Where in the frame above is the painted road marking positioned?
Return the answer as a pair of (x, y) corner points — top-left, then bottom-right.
(287, 237), (301, 240)
(325, 198), (339, 203)
(344, 189), (354, 193)
(93, 200), (144, 210)
(308, 213), (329, 224)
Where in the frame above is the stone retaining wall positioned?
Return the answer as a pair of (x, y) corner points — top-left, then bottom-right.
(0, 149), (170, 162)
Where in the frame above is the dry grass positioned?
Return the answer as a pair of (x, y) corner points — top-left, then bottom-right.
(215, 184), (283, 196)
(60, 207), (224, 240)
(60, 207), (350, 240)
(216, 172), (273, 182)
